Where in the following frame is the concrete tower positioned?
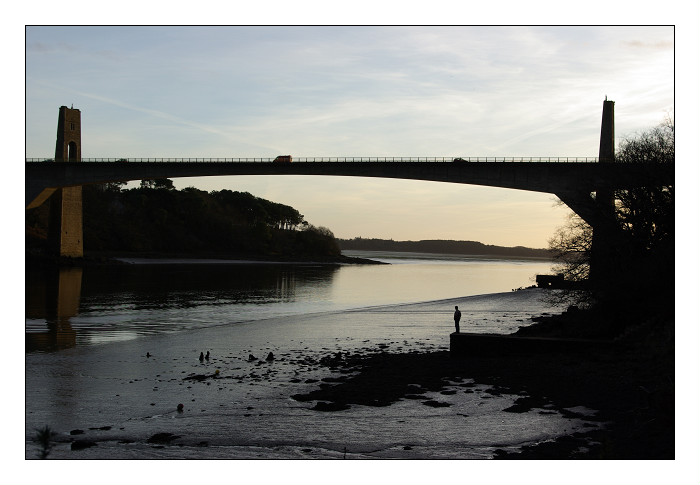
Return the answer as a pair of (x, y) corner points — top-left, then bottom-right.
(48, 106), (83, 257)
(54, 105), (82, 161)
(598, 99), (615, 163)
(589, 99), (617, 285)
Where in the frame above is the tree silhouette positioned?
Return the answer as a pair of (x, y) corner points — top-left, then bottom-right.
(71, 184), (340, 259)
(549, 118), (674, 310)
(140, 178), (175, 190)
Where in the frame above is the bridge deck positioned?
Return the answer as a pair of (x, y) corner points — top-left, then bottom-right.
(25, 159), (674, 210)
(27, 156), (601, 163)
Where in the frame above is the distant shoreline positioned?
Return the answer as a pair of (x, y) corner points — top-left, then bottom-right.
(343, 249), (552, 262)
(111, 256), (384, 266)
(27, 247), (551, 267)
(338, 238), (552, 260)
(25, 248), (385, 267)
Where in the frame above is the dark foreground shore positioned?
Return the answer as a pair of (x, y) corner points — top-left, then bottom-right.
(292, 342), (674, 459)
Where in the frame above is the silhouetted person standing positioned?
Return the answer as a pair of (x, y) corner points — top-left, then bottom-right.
(454, 306), (461, 333)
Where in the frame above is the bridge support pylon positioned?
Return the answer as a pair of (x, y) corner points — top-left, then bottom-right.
(47, 106), (83, 258)
(555, 99), (621, 291)
(589, 99), (618, 286)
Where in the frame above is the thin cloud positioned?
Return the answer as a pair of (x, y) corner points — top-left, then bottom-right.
(28, 78), (280, 153)
(623, 40), (674, 51)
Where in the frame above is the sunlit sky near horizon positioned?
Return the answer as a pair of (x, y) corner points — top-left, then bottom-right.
(24, 25), (676, 248)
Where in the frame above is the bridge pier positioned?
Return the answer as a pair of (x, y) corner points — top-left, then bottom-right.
(554, 99), (622, 290)
(590, 99), (618, 286)
(47, 106), (84, 258)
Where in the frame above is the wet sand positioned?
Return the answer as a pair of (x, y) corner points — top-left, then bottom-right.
(19, 288), (681, 482)
(24, 290), (591, 456)
(293, 343), (674, 459)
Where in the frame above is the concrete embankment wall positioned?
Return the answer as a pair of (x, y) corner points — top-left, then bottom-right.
(450, 332), (615, 357)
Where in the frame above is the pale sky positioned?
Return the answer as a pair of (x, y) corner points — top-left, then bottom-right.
(24, 25), (675, 248)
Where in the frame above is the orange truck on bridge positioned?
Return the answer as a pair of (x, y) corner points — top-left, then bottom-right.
(273, 155), (292, 163)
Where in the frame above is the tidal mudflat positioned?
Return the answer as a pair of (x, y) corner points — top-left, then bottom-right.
(26, 289), (604, 459)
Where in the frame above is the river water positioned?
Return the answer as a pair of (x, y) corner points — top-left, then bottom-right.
(25, 251), (603, 464)
(25, 251), (553, 350)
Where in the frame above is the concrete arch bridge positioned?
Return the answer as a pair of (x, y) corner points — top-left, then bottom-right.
(25, 101), (674, 284)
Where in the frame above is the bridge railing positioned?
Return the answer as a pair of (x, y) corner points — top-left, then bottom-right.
(26, 156), (601, 163)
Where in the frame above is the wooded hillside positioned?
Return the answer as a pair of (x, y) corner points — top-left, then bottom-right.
(338, 237), (551, 259)
(26, 182), (341, 260)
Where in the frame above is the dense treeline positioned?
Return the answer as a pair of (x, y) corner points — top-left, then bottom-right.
(338, 237), (551, 259)
(526, 119), (675, 344)
(548, 119), (674, 309)
(26, 181), (341, 260)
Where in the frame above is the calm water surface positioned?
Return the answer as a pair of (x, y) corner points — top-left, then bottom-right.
(25, 251), (553, 351)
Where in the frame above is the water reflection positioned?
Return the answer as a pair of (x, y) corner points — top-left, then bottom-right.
(26, 262), (339, 352)
(79, 263), (338, 308)
(26, 266), (81, 352)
